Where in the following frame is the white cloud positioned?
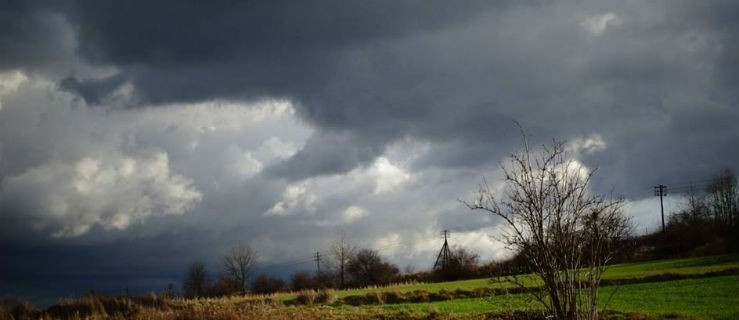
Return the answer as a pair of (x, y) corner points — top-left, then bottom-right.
(567, 134), (606, 155)
(263, 154), (413, 219)
(623, 195), (687, 235)
(342, 205), (368, 223)
(266, 183), (316, 216)
(232, 151), (263, 178)
(579, 12), (623, 36)
(257, 136), (300, 161)
(0, 71), (28, 110)
(451, 227), (512, 262)
(1, 152), (202, 237)
(371, 157), (411, 193)
(0, 76), (313, 240)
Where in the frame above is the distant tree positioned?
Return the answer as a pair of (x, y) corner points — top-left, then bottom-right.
(329, 232), (356, 288)
(208, 275), (240, 297)
(183, 261), (209, 298)
(290, 271), (315, 291)
(706, 168), (738, 228)
(313, 270), (336, 289)
(222, 244), (257, 293)
(464, 132), (630, 320)
(655, 170), (739, 257)
(252, 274), (287, 294)
(346, 248), (399, 287)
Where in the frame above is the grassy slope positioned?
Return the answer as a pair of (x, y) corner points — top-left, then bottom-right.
(374, 275), (739, 319)
(602, 255), (738, 279)
(334, 255), (738, 298)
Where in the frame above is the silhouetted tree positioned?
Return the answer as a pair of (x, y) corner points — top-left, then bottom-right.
(706, 168), (738, 228)
(208, 275), (240, 297)
(290, 271), (315, 291)
(183, 261), (209, 298)
(329, 232), (356, 288)
(252, 274), (287, 294)
(222, 244), (257, 293)
(346, 248), (399, 287)
(465, 131), (630, 320)
(313, 270), (336, 289)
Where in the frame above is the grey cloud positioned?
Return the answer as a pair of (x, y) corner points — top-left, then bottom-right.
(0, 151), (202, 238)
(265, 131), (384, 181)
(67, 1), (497, 65)
(0, 1), (72, 71)
(59, 74), (129, 105)
(57, 0), (499, 105)
(46, 0), (738, 186)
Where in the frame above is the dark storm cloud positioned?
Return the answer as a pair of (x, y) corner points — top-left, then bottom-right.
(52, 0), (512, 179)
(60, 0), (498, 102)
(265, 131), (384, 181)
(0, 1), (70, 71)
(53, 0), (738, 185)
(1, 233), (215, 305)
(68, 1), (496, 64)
(59, 74), (128, 105)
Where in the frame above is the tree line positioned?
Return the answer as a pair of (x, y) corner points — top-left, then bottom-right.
(182, 235), (490, 298)
(182, 240), (400, 298)
(634, 168), (738, 260)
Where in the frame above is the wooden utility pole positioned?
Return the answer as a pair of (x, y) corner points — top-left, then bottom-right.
(314, 251), (321, 273)
(654, 184), (667, 232)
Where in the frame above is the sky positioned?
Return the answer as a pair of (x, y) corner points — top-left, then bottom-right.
(1, 0), (737, 305)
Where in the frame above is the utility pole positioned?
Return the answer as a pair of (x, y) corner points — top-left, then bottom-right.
(654, 184), (667, 232)
(314, 251), (321, 274)
(433, 230), (451, 271)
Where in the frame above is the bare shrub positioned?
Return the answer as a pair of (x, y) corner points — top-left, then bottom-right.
(464, 131), (630, 320)
(315, 289), (336, 304)
(295, 290), (316, 305)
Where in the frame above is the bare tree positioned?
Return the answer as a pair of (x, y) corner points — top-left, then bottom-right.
(290, 271), (315, 291)
(346, 248), (399, 287)
(330, 232), (356, 288)
(222, 244), (257, 293)
(706, 168), (738, 228)
(464, 133), (630, 320)
(183, 261), (209, 298)
(252, 273), (287, 294)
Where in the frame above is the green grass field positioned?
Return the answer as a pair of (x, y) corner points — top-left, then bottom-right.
(328, 254), (738, 299)
(30, 255), (735, 320)
(372, 275), (739, 319)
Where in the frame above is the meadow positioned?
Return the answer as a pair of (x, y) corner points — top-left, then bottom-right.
(374, 275), (739, 319)
(4, 254), (737, 320)
(286, 254), (739, 299)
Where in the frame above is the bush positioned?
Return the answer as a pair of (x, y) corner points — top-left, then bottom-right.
(252, 274), (288, 294)
(383, 291), (407, 304)
(407, 290), (431, 303)
(315, 289), (336, 304)
(1, 301), (37, 320)
(342, 295), (367, 306)
(430, 289), (454, 301)
(295, 290), (316, 305)
(365, 292), (384, 304)
(453, 289), (474, 299)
